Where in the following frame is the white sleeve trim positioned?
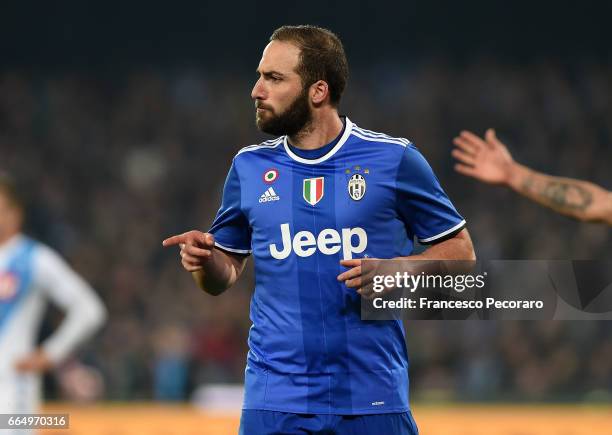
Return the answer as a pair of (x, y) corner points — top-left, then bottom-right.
(214, 241), (252, 254)
(418, 219), (466, 243)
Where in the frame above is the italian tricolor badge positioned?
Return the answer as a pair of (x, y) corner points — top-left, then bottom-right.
(303, 177), (324, 206)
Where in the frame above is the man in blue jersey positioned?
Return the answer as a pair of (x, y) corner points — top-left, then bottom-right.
(164, 25), (475, 435)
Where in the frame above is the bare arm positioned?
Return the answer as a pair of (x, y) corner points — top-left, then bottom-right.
(506, 164), (612, 225)
(452, 129), (612, 225)
(163, 231), (248, 296)
(191, 247), (248, 296)
(411, 228), (475, 260)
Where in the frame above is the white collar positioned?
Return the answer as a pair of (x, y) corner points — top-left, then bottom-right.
(283, 117), (353, 165)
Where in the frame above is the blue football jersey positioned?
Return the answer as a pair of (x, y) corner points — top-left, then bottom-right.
(209, 117), (465, 415)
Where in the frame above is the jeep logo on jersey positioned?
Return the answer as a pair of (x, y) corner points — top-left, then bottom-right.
(348, 174), (366, 201)
(303, 177), (324, 206)
(269, 223), (367, 260)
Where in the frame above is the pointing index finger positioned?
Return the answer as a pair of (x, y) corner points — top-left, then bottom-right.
(162, 234), (186, 247)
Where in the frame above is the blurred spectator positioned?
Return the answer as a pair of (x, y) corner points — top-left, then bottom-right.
(152, 324), (190, 401)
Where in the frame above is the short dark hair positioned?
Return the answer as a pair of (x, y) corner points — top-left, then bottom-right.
(270, 25), (348, 106)
(0, 173), (24, 210)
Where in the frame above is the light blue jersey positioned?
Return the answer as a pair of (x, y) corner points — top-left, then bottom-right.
(209, 117), (465, 414)
(0, 234), (106, 416)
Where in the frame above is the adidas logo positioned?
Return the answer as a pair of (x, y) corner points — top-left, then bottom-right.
(259, 187), (280, 203)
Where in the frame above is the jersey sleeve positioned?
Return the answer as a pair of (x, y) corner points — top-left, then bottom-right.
(208, 159), (252, 255)
(396, 144), (466, 244)
(35, 245), (107, 364)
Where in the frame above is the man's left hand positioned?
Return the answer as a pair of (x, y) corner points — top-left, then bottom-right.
(338, 258), (378, 298)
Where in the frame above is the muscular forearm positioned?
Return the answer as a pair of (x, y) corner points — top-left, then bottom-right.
(391, 229), (475, 278)
(405, 228), (476, 260)
(506, 163), (612, 224)
(192, 248), (246, 295)
(411, 229), (476, 261)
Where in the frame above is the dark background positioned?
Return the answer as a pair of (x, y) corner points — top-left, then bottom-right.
(2, 1), (611, 69)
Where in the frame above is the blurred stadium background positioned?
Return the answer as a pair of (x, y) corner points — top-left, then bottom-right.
(2, 1), (611, 433)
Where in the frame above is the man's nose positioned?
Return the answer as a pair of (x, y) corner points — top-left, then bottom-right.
(251, 78), (266, 100)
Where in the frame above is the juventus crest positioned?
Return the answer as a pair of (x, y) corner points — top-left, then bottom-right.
(348, 174), (366, 201)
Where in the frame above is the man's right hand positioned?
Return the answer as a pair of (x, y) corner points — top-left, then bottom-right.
(162, 231), (215, 272)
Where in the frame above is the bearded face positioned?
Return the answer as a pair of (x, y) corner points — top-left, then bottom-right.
(252, 41), (314, 137)
(255, 85), (312, 136)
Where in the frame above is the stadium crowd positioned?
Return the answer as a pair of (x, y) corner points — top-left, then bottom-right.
(1, 59), (611, 402)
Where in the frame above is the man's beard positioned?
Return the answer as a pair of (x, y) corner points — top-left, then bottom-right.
(256, 88), (312, 136)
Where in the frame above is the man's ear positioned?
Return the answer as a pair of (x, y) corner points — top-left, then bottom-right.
(310, 80), (330, 106)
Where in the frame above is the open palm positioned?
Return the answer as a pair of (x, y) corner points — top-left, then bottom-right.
(452, 129), (515, 185)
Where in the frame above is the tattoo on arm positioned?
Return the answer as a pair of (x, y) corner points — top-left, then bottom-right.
(542, 182), (593, 211)
(522, 176), (593, 212)
(521, 176), (534, 193)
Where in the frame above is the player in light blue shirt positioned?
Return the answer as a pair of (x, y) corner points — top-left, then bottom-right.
(164, 25), (475, 435)
(0, 174), (107, 431)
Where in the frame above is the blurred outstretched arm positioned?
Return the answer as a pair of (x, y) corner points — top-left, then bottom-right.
(452, 129), (612, 225)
